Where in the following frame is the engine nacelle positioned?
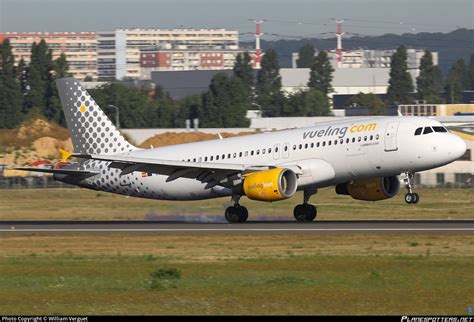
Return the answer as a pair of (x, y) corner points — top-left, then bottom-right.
(243, 168), (297, 202)
(335, 176), (400, 201)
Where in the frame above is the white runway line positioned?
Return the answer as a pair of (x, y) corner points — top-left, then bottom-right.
(1, 228), (474, 232)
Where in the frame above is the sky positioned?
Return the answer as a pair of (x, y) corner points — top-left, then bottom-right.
(0, 0), (473, 39)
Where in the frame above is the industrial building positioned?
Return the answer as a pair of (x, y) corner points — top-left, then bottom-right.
(0, 32), (97, 80)
(97, 28), (239, 80)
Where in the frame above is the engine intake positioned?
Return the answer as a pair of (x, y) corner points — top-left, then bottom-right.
(243, 168), (297, 202)
(335, 176), (400, 201)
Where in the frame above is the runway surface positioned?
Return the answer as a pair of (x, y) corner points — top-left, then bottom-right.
(1, 220), (474, 233)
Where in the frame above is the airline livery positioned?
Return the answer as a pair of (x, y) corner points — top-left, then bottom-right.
(18, 78), (467, 223)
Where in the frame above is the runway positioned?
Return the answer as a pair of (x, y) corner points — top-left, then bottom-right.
(1, 220), (474, 233)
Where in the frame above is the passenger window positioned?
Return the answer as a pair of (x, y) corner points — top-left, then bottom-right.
(256, 150), (260, 155)
(227, 153), (231, 158)
(310, 143), (314, 148)
(293, 145), (297, 151)
(193, 158), (196, 162)
(233, 153), (237, 158)
(364, 136), (367, 141)
(268, 148), (272, 153)
(305, 143), (308, 149)
(222, 154), (225, 160)
(334, 139), (337, 145)
(352, 138), (356, 143)
(370, 135), (373, 140)
(376, 134), (380, 140)
(216, 155), (219, 160)
(239, 152), (243, 157)
(275, 147), (278, 153)
(322, 141), (326, 147)
(204, 157), (208, 162)
(414, 127), (423, 136)
(340, 139), (344, 144)
(210, 156), (213, 161)
(423, 127), (433, 134)
(358, 137), (361, 142)
(198, 157), (202, 162)
(251, 151), (254, 156)
(328, 141), (332, 146)
(245, 151), (248, 157)
(299, 144), (302, 150)
(262, 149), (266, 154)
(317, 142), (320, 147)
(284, 146), (288, 152)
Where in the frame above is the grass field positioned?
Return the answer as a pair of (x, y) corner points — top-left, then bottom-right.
(0, 187), (472, 221)
(0, 232), (473, 315)
(0, 187), (473, 315)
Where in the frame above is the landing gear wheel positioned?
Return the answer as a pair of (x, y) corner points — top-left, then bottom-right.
(405, 193), (419, 204)
(225, 206), (248, 223)
(294, 204), (317, 222)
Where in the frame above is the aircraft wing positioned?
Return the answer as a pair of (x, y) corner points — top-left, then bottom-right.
(86, 154), (279, 189)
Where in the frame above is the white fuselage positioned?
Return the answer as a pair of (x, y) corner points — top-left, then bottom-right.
(62, 116), (466, 201)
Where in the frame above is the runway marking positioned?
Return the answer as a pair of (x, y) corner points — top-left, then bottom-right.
(1, 228), (474, 232)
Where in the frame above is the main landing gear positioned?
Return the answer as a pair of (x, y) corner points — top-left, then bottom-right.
(225, 195), (249, 223)
(404, 172), (419, 204)
(293, 189), (318, 222)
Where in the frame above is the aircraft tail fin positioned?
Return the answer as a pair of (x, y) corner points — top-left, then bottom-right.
(56, 77), (137, 155)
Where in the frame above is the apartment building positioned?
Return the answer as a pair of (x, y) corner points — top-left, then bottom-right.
(0, 32), (97, 80)
(97, 29), (239, 80)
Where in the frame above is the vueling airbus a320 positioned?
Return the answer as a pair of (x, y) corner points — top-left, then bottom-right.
(18, 78), (467, 223)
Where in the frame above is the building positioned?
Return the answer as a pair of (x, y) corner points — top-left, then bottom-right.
(0, 32), (97, 80)
(398, 103), (474, 117)
(280, 67), (418, 96)
(150, 69), (234, 99)
(292, 48), (438, 75)
(97, 29), (239, 80)
(139, 47), (256, 79)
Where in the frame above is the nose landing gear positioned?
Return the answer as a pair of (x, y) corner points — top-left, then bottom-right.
(404, 172), (419, 204)
(294, 189), (318, 222)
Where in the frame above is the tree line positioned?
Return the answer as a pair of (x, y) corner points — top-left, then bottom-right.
(1, 38), (473, 129)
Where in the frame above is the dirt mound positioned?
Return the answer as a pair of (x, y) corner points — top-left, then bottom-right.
(140, 131), (256, 148)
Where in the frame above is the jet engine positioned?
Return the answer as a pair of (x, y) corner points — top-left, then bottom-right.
(242, 168), (297, 202)
(335, 176), (400, 201)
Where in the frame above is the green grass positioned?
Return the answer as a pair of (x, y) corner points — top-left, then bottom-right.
(0, 254), (473, 315)
(0, 187), (472, 221)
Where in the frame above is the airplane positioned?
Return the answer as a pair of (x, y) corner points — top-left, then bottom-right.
(17, 78), (467, 223)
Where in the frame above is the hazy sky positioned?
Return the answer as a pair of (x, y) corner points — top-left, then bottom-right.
(0, 0), (472, 39)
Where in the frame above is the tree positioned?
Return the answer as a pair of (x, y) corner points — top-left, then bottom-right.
(387, 45), (414, 104)
(200, 73), (250, 127)
(54, 53), (70, 78)
(468, 54), (474, 90)
(348, 93), (386, 115)
(308, 50), (334, 95)
(0, 38), (23, 128)
(256, 49), (284, 116)
(445, 59), (466, 103)
(416, 50), (444, 103)
(233, 52), (254, 90)
(296, 43), (315, 68)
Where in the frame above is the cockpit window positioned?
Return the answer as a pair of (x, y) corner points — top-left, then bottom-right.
(414, 127), (423, 136)
(433, 126), (448, 133)
(423, 127), (433, 134)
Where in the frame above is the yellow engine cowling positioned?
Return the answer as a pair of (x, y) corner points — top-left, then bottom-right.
(336, 176), (400, 201)
(243, 168), (297, 202)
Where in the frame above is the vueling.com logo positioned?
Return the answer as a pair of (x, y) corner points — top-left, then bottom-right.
(303, 123), (377, 139)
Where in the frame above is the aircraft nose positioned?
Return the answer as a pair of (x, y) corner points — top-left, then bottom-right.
(448, 134), (467, 160)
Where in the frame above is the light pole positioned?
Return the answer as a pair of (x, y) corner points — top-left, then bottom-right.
(108, 105), (120, 129)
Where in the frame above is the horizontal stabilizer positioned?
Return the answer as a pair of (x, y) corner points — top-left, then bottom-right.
(15, 167), (99, 177)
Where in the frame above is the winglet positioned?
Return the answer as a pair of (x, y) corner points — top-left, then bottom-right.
(59, 148), (72, 162)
